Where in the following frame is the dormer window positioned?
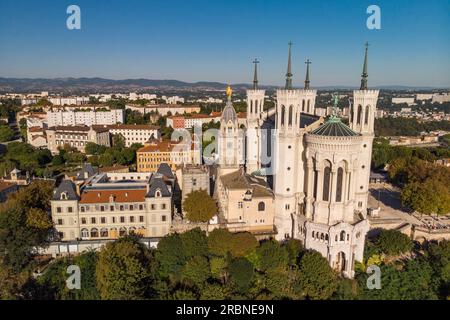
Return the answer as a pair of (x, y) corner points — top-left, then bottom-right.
(60, 192), (67, 200)
(109, 194), (115, 203)
(155, 189), (162, 197)
(97, 193), (101, 198)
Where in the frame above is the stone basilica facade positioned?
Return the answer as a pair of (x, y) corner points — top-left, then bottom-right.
(216, 43), (377, 278)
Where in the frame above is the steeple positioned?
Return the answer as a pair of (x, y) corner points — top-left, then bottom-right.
(304, 59), (311, 89)
(252, 58), (259, 90)
(285, 41), (293, 90)
(360, 42), (369, 90)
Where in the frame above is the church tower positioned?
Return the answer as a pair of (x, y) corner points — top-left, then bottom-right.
(299, 59), (317, 116)
(273, 42), (304, 240)
(218, 86), (244, 177)
(246, 59), (265, 174)
(350, 43), (379, 216)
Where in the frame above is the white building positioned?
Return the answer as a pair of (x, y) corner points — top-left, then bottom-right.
(392, 97), (415, 105)
(432, 93), (450, 104)
(107, 124), (160, 147)
(47, 109), (124, 127)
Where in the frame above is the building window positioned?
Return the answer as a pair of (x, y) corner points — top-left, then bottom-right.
(81, 228), (89, 238)
(336, 167), (344, 202)
(161, 203), (166, 210)
(280, 105), (285, 126)
(67, 207), (73, 213)
(288, 105), (293, 125)
(110, 206), (114, 211)
(101, 217), (106, 224)
(91, 217), (96, 224)
(120, 216), (125, 223)
(161, 215), (167, 222)
(112, 217), (116, 223)
(100, 206), (105, 212)
(323, 164), (331, 201)
(119, 227), (127, 237)
(81, 218), (86, 224)
(130, 216), (135, 223)
(57, 219), (63, 225)
(340, 231), (346, 241)
(139, 204), (144, 210)
(192, 178), (197, 186)
(100, 228), (108, 237)
(358, 201), (363, 208)
(151, 204), (156, 210)
(139, 216), (144, 222)
(258, 202), (265, 211)
(365, 105), (370, 124)
(56, 207), (62, 213)
(238, 202), (243, 209)
(80, 206), (85, 212)
(357, 105), (362, 124)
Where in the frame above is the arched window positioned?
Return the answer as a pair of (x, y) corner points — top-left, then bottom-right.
(90, 228), (99, 238)
(336, 167), (344, 202)
(325, 234), (329, 241)
(255, 100), (258, 114)
(364, 105), (370, 124)
(155, 189), (162, 197)
(307, 100), (310, 113)
(280, 105), (285, 126)
(322, 163), (331, 201)
(81, 228), (89, 238)
(250, 100), (253, 114)
(288, 105), (293, 125)
(312, 231), (315, 238)
(357, 105), (362, 125)
(340, 230), (346, 241)
(258, 202), (265, 211)
(320, 233), (324, 240)
(60, 192), (67, 200)
(100, 228), (108, 237)
(302, 100), (305, 112)
(129, 227), (136, 234)
(350, 107), (354, 123)
(119, 227), (127, 237)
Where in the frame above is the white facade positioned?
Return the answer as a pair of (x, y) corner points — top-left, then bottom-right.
(108, 124), (160, 147)
(47, 109), (124, 127)
(246, 88), (265, 174)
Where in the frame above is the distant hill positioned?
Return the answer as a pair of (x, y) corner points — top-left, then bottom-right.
(0, 77), (446, 94)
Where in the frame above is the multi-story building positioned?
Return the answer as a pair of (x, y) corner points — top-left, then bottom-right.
(46, 125), (110, 154)
(125, 104), (201, 116)
(136, 138), (201, 173)
(27, 126), (47, 148)
(178, 164), (210, 202)
(47, 109), (124, 127)
(216, 168), (275, 234)
(106, 124), (160, 147)
(50, 165), (173, 241)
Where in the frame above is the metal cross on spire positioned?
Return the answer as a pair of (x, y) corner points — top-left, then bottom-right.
(252, 58), (259, 90)
(285, 41), (293, 90)
(304, 59), (311, 89)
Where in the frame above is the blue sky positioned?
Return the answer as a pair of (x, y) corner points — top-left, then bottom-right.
(0, 0), (449, 87)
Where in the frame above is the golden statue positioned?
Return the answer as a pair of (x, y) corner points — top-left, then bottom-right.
(226, 85), (232, 97)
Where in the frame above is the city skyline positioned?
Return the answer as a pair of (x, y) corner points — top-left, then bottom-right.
(0, 0), (449, 87)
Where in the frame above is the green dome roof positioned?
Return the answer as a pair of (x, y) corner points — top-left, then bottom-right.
(311, 116), (359, 137)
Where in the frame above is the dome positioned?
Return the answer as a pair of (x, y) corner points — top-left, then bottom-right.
(221, 99), (238, 124)
(311, 116), (359, 137)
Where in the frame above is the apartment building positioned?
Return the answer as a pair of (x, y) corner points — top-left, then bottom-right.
(125, 104), (201, 116)
(106, 124), (160, 147)
(46, 125), (110, 154)
(47, 109), (124, 127)
(137, 138), (201, 173)
(51, 166), (173, 241)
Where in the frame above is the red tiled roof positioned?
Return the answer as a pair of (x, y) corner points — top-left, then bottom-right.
(79, 189), (146, 204)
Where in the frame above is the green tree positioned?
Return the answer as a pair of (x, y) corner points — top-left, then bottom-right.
(208, 228), (233, 256)
(182, 190), (217, 229)
(255, 240), (289, 272)
(180, 228), (208, 258)
(181, 256), (211, 289)
(155, 233), (186, 279)
(96, 236), (153, 299)
(402, 179), (450, 215)
(297, 250), (338, 300)
(0, 181), (54, 271)
(228, 257), (254, 294)
(374, 229), (412, 256)
(0, 125), (14, 142)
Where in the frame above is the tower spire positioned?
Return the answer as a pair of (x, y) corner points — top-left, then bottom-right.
(304, 59), (311, 89)
(360, 42), (369, 90)
(252, 58), (259, 90)
(285, 41), (293, 90)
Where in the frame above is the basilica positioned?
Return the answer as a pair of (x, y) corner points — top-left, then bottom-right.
(215, 43), (378, 278)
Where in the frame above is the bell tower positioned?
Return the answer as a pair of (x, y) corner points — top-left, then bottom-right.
(246, 59), (265, 174)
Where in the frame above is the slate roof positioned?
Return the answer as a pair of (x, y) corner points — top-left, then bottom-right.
(147, 173), (171, 198)
(76, 163), (97, 181)
(157, 163), (174, 180)
(53, 180), (79, 200)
